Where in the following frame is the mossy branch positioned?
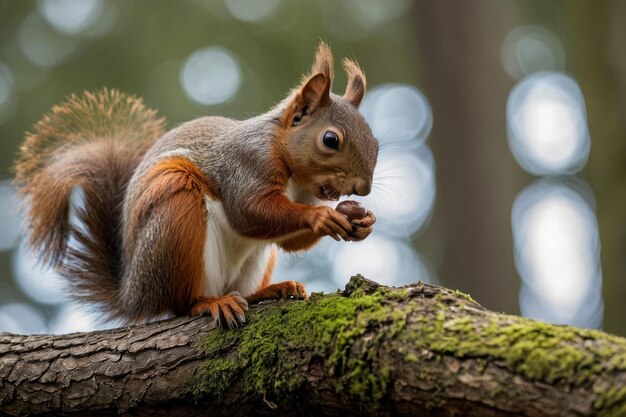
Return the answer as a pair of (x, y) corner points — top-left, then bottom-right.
(1, 275), (625, 416)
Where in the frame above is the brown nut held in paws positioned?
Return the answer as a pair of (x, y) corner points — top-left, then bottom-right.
(336, 200), (367, 222)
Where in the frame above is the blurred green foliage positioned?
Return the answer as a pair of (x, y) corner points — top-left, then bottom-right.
(0, 0), (419, 177)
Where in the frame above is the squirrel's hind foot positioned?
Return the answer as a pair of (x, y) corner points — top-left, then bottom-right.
(245, 281), (309, 304)
(191, 292), (248, 329)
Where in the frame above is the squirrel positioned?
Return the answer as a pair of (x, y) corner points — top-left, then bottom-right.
(14, 42), (378, 329)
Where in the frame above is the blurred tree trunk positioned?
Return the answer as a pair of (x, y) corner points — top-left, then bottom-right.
(413, 1), (526, 313)
(414, 0), (626, 337)
(560, 0), (626, 336)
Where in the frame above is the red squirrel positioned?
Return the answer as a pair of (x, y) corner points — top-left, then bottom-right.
(14, 42), (378, 329)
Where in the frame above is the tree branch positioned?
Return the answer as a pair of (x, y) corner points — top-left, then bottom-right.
(1, 275), (625, 416)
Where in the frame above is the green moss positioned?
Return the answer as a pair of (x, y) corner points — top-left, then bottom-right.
(452, 289), (477, 304)
(489, 385), (503, 398)
(194, 278), (626, 414)
(410, 312), (610, 383)
(594, 384), (626, 417)
(373, 286), (408, 301)
(405, 353), (418, 363)
(194, 285), (409, 408)
(403, 296), (626, 415)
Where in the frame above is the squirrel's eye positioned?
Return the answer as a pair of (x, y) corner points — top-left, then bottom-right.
(322, 131), (339, 149)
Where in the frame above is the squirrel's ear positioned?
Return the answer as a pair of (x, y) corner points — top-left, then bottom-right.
(300, 72), (331, 109)
(280, 42), (334, 127)
(283, 73), (330, 127)
(342, 58), (366, 108)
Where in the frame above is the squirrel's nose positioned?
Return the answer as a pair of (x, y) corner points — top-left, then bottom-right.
(353, 179), (371, 196)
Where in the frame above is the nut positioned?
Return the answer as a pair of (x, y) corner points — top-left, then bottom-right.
(335, 200), (367, 222)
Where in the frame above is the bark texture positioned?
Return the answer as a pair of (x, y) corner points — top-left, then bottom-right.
(1, 275), (625, 417)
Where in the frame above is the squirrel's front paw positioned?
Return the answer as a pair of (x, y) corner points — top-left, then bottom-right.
(306, 206), (353, 241)
(191, 292), (248, 329)
(346, 210), (376, 242)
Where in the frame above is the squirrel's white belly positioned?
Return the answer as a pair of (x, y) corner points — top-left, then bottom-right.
(202, 198), (271, 298)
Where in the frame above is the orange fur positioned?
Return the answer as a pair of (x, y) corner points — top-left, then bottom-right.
(162, 191), (207, 314)
(310, 41), (334, 81)
(128, 156), (217, 246)
(240, 192), (310, 239)
(278, 231), (322, 252)
(342, 57), (366, 107)
(127, 156), (217, 314)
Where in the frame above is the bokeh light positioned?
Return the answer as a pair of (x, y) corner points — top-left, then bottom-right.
(0, 64), (13, 110)
(501, 26), (566, 80)
(50, 302), (115, 334)
(345, 0), (413, 28)
(507, 72), (590, 176)
(12, 240), (67, 306)
(321, 0), (413, 41)
(0, 181), (21, 252)
(19, 12), (80, 68)
(0, 64), (16, 126)
(180, 47), (241, 106)
(224, 0), (280, 22)
(504, 26), (605, 329)
(0, 302), (47, 334)
(512, 179), (603, 328)
(360, 84), (432, 151)
(38, 0), (103, 35)
(0, 44), (49, 92)
(321, 6), (373, 42)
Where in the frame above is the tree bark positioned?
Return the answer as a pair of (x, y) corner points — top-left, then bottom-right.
(1, 275), (625, 417)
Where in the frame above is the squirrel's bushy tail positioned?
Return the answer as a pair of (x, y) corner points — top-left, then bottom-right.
(14, 89), (164, 316)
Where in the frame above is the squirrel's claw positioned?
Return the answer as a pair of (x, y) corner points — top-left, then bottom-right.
(346, 210), (375, 242)
(346, 227), (371, 241)
(191, 292), (249, 329)
(226, 291), (248, 327)
(351, 210), (376, 228)
(245, 280), (309, 304)
(228, 291), (249, 310)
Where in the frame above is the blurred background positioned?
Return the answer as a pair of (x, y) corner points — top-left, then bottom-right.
(0, 0), (624, 336)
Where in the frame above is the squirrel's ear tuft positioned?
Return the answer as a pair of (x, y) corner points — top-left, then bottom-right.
(311, 41), (334, 82)
(303, 41), (333, 106)
(342, 58), (366, 108)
